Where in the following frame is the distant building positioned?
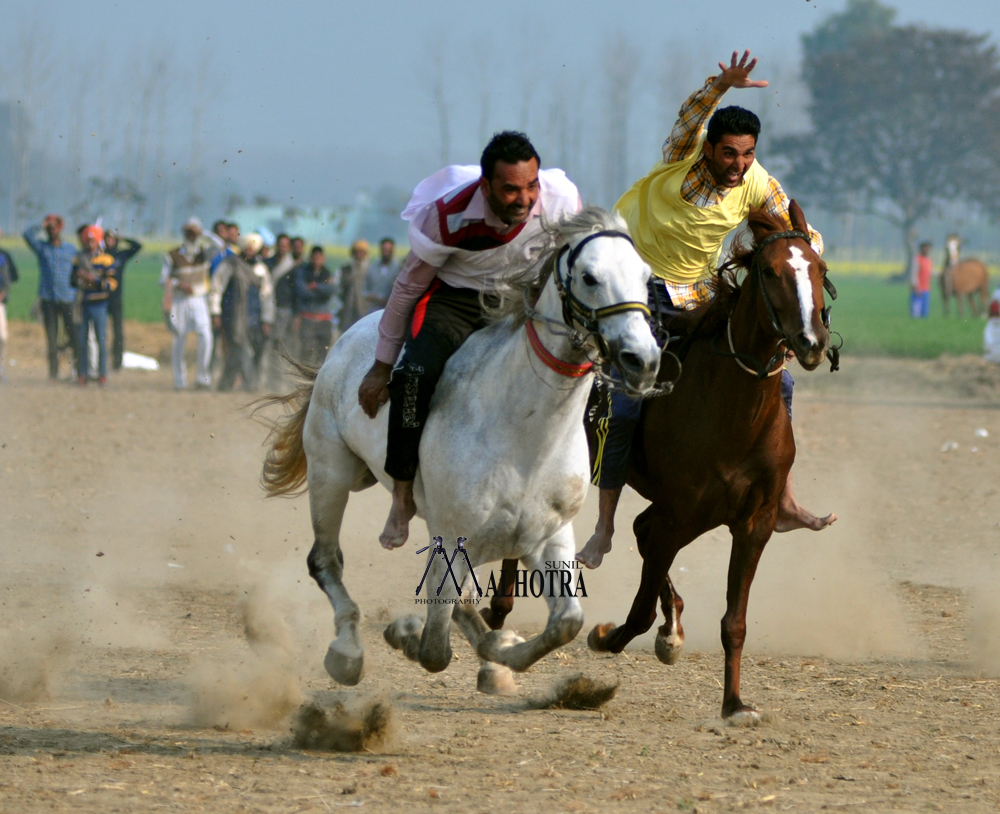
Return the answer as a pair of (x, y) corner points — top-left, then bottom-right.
(229, 187), (409, 248)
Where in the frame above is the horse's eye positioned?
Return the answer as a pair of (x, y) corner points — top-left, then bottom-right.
(762, 266), (777, 278)
(582, 272), (598, 287)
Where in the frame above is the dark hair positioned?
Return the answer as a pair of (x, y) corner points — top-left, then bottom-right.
(310, 245), (324, 255)
(212, 219), (227, 232)
(77, 223), (88, 236)
(706, 106), (760, 146)
(291, 235), (305, 244)
(480, 130), (540, 182)
(379, 236), (395, 246)
(226, 221), (238, 229)
(276, 232), (290, 243)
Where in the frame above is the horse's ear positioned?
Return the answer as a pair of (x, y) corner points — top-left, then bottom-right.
(788, 199), (808, 234)
(747, 207), (771, 242)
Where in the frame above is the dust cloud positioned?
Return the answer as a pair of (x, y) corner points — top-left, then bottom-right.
(290, 697), (396, 752)
(188, 578), (306, 730)
(0, 627), (72, 703)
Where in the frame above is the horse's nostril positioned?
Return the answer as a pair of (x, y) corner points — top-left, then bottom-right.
(619, 351), (644, 372)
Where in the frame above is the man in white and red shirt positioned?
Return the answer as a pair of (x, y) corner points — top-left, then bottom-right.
(357, 131), (581, 549)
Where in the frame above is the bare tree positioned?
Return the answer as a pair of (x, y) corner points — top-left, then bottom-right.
(517, 34), (542, 134)
(133, 53), (168, 196)
(66, 61), (97, 216)
(600, 33), (641, 207)
(546, 75), (586, 178)
(187, 47), (220, 213)
(423, 37), (451, 166)
(472, 41), (493, 148)
(1, 21), (57, 231)
(150, 58), (175, 234)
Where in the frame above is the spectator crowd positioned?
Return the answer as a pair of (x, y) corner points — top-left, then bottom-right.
(16, 213), (401, 391)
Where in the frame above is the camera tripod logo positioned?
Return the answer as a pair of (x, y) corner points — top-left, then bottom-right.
(415, 537), (482, 597)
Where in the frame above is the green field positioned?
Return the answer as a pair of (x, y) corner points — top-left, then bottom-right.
(1, 242), (991, 358)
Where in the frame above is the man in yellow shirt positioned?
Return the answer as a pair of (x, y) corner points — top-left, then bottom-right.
(579, 51), (836, 569)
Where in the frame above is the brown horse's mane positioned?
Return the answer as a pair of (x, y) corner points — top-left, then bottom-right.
(669, 209), (794, 338)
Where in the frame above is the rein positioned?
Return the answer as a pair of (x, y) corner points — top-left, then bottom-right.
(524, 229), (651, 379)
(713, 229), (840, 379)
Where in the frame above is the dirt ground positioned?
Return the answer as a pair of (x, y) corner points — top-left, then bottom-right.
(3, 319), (1000, 813)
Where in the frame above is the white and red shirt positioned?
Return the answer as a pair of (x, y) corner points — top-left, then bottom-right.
(375, 166), (581, 365)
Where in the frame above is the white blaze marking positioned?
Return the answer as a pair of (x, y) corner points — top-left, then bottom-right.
(787, 246), (817, 344)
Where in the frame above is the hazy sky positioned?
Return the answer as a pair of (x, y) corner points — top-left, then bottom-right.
(2, 0), (997, 209)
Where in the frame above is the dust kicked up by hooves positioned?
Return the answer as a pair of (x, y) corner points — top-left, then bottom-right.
(524, 673), (620, 711)
(291, 698), (396, 752)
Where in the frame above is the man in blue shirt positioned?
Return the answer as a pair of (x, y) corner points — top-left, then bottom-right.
(24, 214), (79, 380)
(294, 246), (339, 368)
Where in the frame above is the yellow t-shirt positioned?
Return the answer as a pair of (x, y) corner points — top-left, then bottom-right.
(615, 141), (769, 285)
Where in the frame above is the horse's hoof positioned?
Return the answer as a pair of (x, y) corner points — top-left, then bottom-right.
(383, 615), (422, 662)
(418, 643), (453, 674)
(654, 628), (683, 665)
(324, 641), (364, 686)
(587, 623), (616, 652)
(383, 614), (422, 649)
(477, 662), (519, 696)
(725, 708), (763, 728)
(476, 629), (525, 665)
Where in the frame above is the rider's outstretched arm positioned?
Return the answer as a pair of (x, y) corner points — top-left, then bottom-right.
(662, 49), (768, 165)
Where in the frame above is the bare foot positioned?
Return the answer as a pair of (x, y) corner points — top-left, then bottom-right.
(577, 486), (622, 568)
(379, 480), (416, 549)
(775, 491), (837, 533)
(577, 528), (613, 569)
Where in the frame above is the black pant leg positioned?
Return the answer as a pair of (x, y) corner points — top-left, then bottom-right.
(41, 301), (58, 378)
(59, 303), (79, 370)
(109, 293), (123, 369)
(384, 284), (486, 482)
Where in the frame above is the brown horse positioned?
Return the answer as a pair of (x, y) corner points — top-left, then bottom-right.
(942, 260), (990, 317)
(941, 234), (990, 317)
(484, 201), (834, 723)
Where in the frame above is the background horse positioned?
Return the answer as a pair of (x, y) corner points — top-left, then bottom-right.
(941, 235), (990, 317)
(260, 208), (660, 695)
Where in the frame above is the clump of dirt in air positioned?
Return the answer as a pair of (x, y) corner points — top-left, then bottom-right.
(291, 698), (396, 752)
(525, 673), (620, 710)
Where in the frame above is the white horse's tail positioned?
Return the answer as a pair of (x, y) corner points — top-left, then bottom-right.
(257, 357), (319, 497)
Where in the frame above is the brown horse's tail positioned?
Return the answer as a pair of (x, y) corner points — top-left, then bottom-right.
(255, 357), (320, 498)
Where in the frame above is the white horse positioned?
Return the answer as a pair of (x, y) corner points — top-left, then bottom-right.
(261, 207), (660, 694)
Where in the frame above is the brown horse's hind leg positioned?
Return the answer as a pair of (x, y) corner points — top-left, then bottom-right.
(588, 508), (683, 653)
(480, 558), (519, 630)
(720, 514), (773, 723)
(654, 574), (685, 665)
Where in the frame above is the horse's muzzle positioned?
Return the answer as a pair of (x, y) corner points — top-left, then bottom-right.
(790, 329), (830, 371)
(614, 346), (660, 396)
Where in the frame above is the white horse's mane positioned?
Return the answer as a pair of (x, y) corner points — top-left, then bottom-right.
(484, 205), (628, 327)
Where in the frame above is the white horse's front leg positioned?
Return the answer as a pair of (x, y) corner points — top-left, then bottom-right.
(477, 526), (584, 672)
(449, 569), (521, 696)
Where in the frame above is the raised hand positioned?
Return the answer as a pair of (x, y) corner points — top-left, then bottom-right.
(715, 49), (769, 91)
